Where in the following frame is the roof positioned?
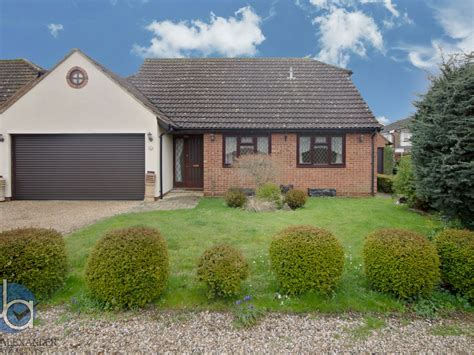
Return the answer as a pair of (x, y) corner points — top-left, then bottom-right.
(382, 117), (412, 132)
(0, 59), (45, 109)
(0, 50), (173, 126)
(128, 58), (380, 130)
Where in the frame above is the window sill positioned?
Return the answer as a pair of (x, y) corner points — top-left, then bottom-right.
(297, 164), (346, 168)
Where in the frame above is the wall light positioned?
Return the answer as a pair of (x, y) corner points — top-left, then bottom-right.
(359, 134), (364, 143)
(0, 135), (4, 143)
(147, 132), (153, 142)
(210, 133), (215, 142)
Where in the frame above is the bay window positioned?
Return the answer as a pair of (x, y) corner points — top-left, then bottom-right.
(298, 134), (345, 167)
(223, 134), (270, 166)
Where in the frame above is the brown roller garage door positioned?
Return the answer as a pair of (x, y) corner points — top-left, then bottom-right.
(12, 134), (145, 200)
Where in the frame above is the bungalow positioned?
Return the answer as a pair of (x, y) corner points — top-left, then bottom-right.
(0, 49), (386, 201)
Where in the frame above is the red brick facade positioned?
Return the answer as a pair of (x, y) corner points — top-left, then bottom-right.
(203, 133), (386, 196)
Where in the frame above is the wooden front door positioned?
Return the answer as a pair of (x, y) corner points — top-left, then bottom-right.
(174, 135), (204, 188)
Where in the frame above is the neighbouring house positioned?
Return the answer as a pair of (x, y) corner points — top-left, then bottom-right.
(381, 117), (413, 158)
(0, 49), (387, 201)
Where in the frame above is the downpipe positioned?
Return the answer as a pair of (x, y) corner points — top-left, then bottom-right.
(159, 124), (174, 199)
(371, 130), (376, 196)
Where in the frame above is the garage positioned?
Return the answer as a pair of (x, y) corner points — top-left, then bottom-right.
(12, 134), (145, 200)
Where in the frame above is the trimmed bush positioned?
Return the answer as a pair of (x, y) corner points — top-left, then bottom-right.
(269, 226), (344, 295)
(435, 229), (474, 301)
(256, 183), (282, 207)
(197, 244), (249, 298)
(224, 188), (247, 208)
(284, 189), (307, 209)
(85, 227), (169, 309)
(363, 229), (440, 299)
(0, 228), (67, 299)
(377, 174), (394, 193)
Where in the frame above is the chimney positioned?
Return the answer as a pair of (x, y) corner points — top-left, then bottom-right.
(287, 66), (295, 80)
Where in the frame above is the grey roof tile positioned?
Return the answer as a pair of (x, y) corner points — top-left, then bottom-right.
(128, 58), (380, 130)
(0, 59), (44, 108)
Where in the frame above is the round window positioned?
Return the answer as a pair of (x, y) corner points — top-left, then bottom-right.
(66, 67), (88, 88)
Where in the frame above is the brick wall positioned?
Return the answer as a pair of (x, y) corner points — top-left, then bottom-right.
(203, 133), (386, 196)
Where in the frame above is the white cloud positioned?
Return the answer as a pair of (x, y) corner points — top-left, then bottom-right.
(382, 0), (399, 17)
(361, 0), (399, 17)
(377, 115), (390, 125)
(133, 6), (265, 58)
(399, 0), (473, 70)
(313, 8), (383, 67)
(311, 0), (400, 17)
(47, 23), (63, 39)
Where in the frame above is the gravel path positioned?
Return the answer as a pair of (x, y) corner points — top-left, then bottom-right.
(1, 308), (472, 353)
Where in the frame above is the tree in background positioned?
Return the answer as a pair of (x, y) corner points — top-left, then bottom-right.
(383, 145), (394, 175)
(411, 53), (474, 228)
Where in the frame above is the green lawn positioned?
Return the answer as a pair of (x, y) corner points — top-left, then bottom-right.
(53, 197), (463, 313)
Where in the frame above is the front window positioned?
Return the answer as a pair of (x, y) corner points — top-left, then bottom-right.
(298, 134), (345, 166)
(223, 135), (270, 165)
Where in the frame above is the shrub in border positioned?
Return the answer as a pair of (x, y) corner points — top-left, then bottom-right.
(284, 189), (307, 209)
(256, 183), (283, 209)
(85, 226), (169, 309)
(363, 228), (440, 299)
(0, 228), (67, 299)
(269, 225), (344, 295)
(224, 188), (247, 208)
(435, 229), (474, 301)
(377, 174), (394, 194)
(197, 244), (249, 298)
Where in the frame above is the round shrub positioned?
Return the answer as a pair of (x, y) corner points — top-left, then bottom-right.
(284, 189), (307, 209)
(363, 229), (440, 299)
(85, 226), (169, 309)
(224, 188), (247, 208)
(269, 225), (344, 295)
(197, 244), (249, 298)
(256, 183), (281, 204)
(435, 229), (474, 301)
(0, 228), (67, 299)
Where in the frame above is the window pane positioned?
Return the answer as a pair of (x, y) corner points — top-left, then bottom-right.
(241, 137), (253, 144)
(331, 136), (343, 164)
(225, 136), (237, 164)
(175, 138), (184, 182)
(240, 145), (254, 156)
(257, 136), (269, 154)
(315, 136), (326, 144)
(299, 137), (311, 164)
(314, 145), (328, 164)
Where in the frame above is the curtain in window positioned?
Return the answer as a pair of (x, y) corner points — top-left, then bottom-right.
(331, 136), (343, 164)
(224, 136), (237, 164)
(299, 136), (311, 164)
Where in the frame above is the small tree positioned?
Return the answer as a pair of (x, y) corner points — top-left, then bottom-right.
(411, 53), (474, 228)
(393, 155), (416, 205)
(383, 146), (394, 175)
(234, 154), (281, 188)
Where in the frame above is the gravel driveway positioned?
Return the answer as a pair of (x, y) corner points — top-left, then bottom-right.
(0, 200), (141, 234)
(1, 308), (472, 353)
(0, 192), (202, 234)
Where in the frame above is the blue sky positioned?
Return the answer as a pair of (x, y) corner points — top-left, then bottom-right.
(1, 0), (472, 124)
